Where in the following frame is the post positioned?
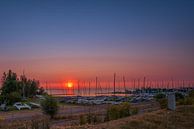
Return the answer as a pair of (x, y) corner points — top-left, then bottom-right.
(95, 77), (98, 96)
(168, 92), (176, 110)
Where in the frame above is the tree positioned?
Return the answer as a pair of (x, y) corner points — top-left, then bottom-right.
(0, 70), (45, 104)
(37, 86), (46, 95)
(19, 75), (40, 98)
(8, 91), (22, 104)
(41, 96), (58, 119)
(1, 70), (20, 96)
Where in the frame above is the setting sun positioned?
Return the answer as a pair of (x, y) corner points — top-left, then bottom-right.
(67, 82), (73, 88)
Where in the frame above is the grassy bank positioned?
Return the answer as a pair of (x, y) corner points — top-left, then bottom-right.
(61, 105), (194, 129)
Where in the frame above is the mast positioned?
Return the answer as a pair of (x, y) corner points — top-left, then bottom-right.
(88, 81), (91, 96)
(138, 79), (140, 89)
(22, 70), (25, 99)
(143, 77), (146, 89)
(113, 73), (116, 95)
(77, 80), (80, 96)
(133, 79), (136, 89)
(123, 76), (126, 92)
(95, 77), (98, 96)
(123, 76), (126, 96)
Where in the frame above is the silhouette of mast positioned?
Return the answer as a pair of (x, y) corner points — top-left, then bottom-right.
(88, 81), (91, 96)
(22, 70), (25, 99)
(123, 76), (126, 92)
(77, 80), (80, 96)
(113, 73), (116, 95)
(95, 77), (98, 96)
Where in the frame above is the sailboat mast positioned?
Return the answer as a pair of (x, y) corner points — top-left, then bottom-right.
(113, 73), (116, 95)
(95, 77), (98, 96)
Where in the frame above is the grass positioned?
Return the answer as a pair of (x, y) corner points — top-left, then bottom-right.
(0, 116), (50, 129)
(62, 105), (194, 129)
(119, 106), (194, 129)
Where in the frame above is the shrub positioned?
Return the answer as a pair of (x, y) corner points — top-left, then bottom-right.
(183, 97), (194, 105)
(158, 98), (167, 109)
(119, 102), (131, 118)
(106, 102), (134, 120)
(188, 90), (194, 98)
(107, 105), (120, 120)
(175, 92), (184, 101)
(79, 115), (87, 125)
(8, 91), (22, 105)
(41, 96), (58, 119)
(86, 113), (92, 124)
(0, 95), (4, 104)
(154, 93), (166, 100)
(131, 107), (138, 115)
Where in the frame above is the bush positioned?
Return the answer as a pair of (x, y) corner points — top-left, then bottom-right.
(131, 107), (138, 115)
(79, 115), (87, 125)
(158, 98), (167, 109)
(106, 102), (135, 121)
(41, 96), (58, 119)
(175, 92), (184, 101)
(184, 97), (194, 105)
(0, 95), (4, 104)
(119, 102), (131, 118)
(107, 105), (120, 120)
(188, 90), (194, 98)
(154, 93), (166, 100)
(7, 91), (22, 105)
(86, 113), (92, 124)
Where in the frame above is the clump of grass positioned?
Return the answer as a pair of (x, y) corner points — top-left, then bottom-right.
(121, 106), (194, 129)
(0, 116), (50, 129)
(105, 102), (138, 121)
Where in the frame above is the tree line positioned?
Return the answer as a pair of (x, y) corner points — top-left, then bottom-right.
(0, 70), (45, 104)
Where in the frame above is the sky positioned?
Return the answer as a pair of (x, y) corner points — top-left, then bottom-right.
(0, 0), (194, 84)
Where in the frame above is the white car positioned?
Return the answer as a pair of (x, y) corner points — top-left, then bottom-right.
(13, 102), (31, 110)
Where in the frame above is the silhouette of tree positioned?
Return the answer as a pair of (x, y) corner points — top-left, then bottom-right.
(0, 69), (45, 104)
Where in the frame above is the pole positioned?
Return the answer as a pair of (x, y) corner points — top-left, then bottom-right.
(113, 73), (116, 96)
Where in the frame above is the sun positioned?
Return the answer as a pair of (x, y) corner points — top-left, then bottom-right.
(67, 82), (73, 88)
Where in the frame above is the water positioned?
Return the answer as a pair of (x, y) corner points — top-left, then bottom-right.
(46, 88), (127, 96)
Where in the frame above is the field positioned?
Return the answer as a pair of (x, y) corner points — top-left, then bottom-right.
(59, 105), (194, 129)
(0, 101), (159, 129)
(1, 101), (194, 129)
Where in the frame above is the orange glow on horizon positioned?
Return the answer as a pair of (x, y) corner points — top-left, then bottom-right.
(66, 81), (73, 88)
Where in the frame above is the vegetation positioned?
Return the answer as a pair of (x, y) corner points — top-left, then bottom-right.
(177, 90), (194, 105)
(188, 90), (194, 98)
(175, 92), (184, 101)
(41, 96), (59, 119)
(121, 106), (194, 129)
(68, 106), (194, 129)
(0, 116), (50, 129)
(105, 102), (138, 121)
(79, 115), (87, 125)
(0, 70), (45, 105)
(154, 93), (167, 109)
(7, 91), (22, 104)
(154, 93), (166, 100)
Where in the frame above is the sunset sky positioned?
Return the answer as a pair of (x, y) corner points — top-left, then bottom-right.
(0, 0), (194, 84)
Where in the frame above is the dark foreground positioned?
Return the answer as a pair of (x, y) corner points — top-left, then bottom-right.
(63, 105), (194, 129)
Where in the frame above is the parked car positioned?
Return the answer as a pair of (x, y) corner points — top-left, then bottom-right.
(13, 102), (31, 110)
(0, 103), (9, 111)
